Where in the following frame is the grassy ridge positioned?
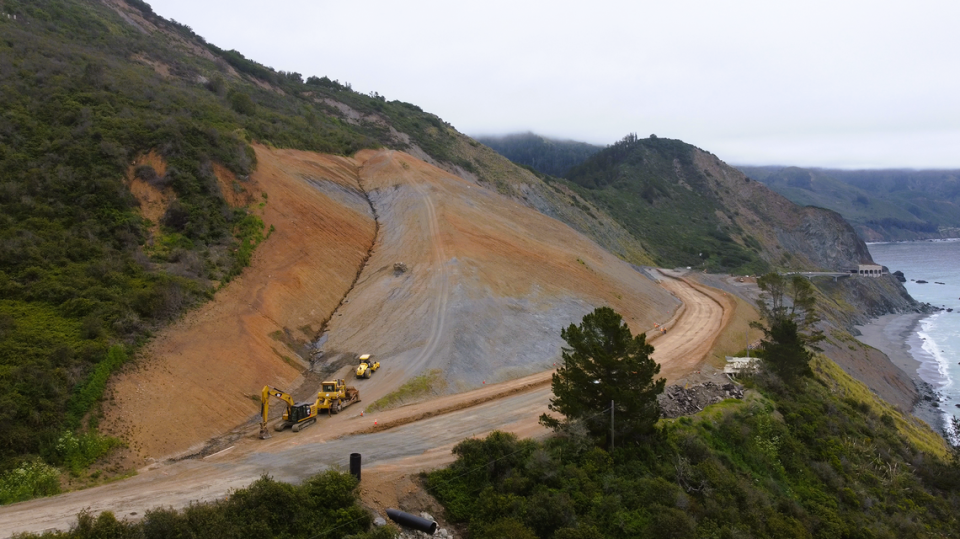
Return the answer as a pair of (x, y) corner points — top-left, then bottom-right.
(563, 135), (770, 273)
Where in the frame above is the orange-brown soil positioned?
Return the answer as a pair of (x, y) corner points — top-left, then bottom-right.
(126, 151), (173, 235)
(102, 146), (376, 462)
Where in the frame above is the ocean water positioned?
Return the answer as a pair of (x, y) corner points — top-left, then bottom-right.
(868, 239), (960, 433)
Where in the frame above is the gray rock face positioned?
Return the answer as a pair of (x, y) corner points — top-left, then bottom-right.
(775, 207), (874, 270)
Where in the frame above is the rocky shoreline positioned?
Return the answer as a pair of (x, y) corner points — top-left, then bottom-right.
(854, 313), (946, 436)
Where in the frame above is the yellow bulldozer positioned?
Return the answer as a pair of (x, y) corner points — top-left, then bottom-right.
(355, 354), (380, 379)
(317, 379), (361, 414)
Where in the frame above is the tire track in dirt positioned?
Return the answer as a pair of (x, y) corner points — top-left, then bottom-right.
(348, 272), (731, 437)
(395, 152), (452, 374)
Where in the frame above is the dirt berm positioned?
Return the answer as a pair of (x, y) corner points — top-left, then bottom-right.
(102, 147), (679, 463)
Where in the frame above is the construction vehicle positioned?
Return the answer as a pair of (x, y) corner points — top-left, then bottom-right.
(318, 379), (361, 414)
(356, 354), (380, 379)
(259, 386), (322, 439)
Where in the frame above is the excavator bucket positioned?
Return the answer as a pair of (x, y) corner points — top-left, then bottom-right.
(259, 423), (271, 440)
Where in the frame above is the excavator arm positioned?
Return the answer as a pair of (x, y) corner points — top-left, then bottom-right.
(260, 386), (296, 439)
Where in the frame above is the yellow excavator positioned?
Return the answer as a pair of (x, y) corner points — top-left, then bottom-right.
(259, 386), (321, 439)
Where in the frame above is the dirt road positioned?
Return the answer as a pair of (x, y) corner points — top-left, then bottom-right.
(0, 273), (731, 537)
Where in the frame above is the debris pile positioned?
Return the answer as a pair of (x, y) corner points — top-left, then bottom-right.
(658, 381), (745, 418)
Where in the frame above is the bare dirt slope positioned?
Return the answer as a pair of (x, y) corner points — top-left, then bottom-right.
(0, 272), (730, 538)
(104, 146), (678, 465)
(319, 149), (678, 401)
(102, 146), (376, 462)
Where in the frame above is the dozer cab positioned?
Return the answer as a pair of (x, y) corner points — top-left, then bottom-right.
(356, 354), (380, 379)
(259, 386), (322, 439)
(317, 379), (361, 414)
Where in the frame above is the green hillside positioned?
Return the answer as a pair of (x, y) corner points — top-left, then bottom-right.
(559, 135), (872, 273)
(474, 132), (602, 177)
(427, 357), (958, 539)
(562, 135), (768, 273)
(741, 166), (960, 241)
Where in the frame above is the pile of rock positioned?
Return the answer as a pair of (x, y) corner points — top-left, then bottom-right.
(658, 381), (744, 418)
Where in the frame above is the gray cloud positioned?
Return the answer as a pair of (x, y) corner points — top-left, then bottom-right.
(149, 0), (960, 168)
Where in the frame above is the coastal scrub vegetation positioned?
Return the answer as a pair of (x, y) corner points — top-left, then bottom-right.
(427, 297), (959, 538)
(11, 471), (395, 539)
(740, 165), (960, 241)
(427, 356), (960, 539)
(562, 134), (771, 274)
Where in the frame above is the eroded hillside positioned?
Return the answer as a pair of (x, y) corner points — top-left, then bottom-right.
(102, 146), (377, 460)
(103, 148), (679, 462)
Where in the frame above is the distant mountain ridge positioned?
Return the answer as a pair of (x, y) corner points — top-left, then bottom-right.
(473, 132), (602, 177)
(559, 134), (873, 272)
(739, 166), (960, 241)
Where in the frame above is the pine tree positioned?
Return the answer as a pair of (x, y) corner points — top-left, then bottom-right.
(540, 307), (665, 441)
(752, 273), (824, 382)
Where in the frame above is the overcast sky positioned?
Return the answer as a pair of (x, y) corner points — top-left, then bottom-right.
(146, 0), (960, 169)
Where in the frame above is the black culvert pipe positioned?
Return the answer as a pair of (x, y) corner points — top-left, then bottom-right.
(349, 453), (361, 482)
(386, 508), (437, 535)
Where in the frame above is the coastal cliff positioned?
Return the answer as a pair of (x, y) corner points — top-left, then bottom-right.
(811, 273), (940, 425)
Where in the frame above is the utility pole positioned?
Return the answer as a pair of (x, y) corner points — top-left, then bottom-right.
(746, 328), (749, 358)
(610, 400), (614, 453)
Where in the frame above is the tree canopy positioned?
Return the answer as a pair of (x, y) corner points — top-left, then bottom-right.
(541, 307), (665, 442)
(752, 273), (824, 382)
